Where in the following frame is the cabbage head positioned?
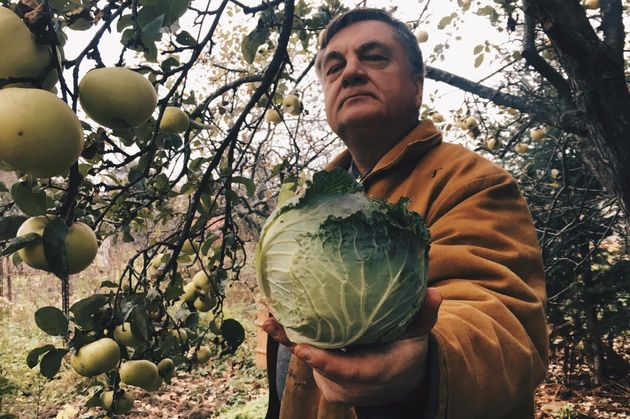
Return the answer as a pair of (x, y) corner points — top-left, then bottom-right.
(255, 168), (430, 349)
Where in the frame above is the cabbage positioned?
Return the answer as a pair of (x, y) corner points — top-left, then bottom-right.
(255, 169), (430, 349)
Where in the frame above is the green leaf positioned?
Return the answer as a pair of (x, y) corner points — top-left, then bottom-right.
(117, 14), (134, 31)
(161, 56), (180, 72)
(11, 182), (47, 216)
(130, 309), (150, 342)
(42, 219), (69, 279)
(40, 348), (69, 379)
(70, 295), (108, 329)
(231, 176), (256, 198)
(242, 28), (271, 64)
(100, 280), (119, 288)
(473, 44), (484, 55)
(0, 181), (8, 192)
(155, 0), (189, 26)
(474, 53), (485, 68)
(437, 13), (456, 30)
(175, 30), (197, 46)
(35, 306), (68, 336)
(26, 344), (55, 368)
(1, 233), (39, 257)
(0, 414), (17, 419)
(0, 215), (27, 240)
(142, 13), (164, 37)
(164, 273), (184, 302)
(221, 318), (245, 349)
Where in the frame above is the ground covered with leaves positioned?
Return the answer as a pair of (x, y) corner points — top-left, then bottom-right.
(1, 267), (628, 418)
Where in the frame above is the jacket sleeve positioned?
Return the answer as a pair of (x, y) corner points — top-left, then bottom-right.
(425, 171), (549, 419)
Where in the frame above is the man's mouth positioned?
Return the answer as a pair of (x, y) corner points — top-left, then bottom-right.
(340, 93), (374, 108)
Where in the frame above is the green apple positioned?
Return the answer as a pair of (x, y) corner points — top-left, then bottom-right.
(281, 95), (302, 116)
(100, 390), (134, 414)
(120, 360), (160, 390)
(193, 293), (216, 312)
(160, 106), (189, 133)
(195, 346), (211, 364)
(17, 216), (98, 275)
(0, 6), (59, 90)
(79, 67), (157, 129)
(264, 109), (282, 124)
(113, 322), (143, 347)
(0, 88), (83, 178)
(415, 30), (429, 43)
(70, 338), (121, 377)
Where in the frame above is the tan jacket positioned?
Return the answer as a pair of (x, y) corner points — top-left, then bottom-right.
(266, 120), (549, 419)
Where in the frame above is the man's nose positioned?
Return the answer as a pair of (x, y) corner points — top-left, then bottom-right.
(341, 58), (367, 88)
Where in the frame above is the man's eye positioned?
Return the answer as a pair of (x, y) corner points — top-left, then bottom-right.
(364, 55), (386, 62)
(327, 64), (343, 75)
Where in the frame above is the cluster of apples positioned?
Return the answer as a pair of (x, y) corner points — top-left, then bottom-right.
(264, 94), (303, 124)
(0, 6), (193, 277)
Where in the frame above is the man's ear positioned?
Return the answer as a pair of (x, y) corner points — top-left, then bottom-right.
(414, 78), (424, 108)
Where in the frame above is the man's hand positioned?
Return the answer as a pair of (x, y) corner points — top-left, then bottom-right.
(262, 288), (442, 406)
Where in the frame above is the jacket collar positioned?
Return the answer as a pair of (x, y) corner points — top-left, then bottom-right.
(325, 119), (443, 183)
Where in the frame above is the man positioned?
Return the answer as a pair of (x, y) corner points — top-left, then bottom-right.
(263, 8), (548, 419)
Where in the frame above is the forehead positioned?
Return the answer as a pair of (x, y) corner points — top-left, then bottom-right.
(324, 20), (400, 55)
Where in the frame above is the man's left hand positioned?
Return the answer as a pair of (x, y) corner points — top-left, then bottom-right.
(263, 288), (442, 406)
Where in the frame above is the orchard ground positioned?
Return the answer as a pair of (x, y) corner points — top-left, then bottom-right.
(0, 240), (628, 418)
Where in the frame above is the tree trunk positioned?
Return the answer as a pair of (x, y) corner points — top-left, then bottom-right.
(524, 0), (630, 223)
(579, 242), (606, 386)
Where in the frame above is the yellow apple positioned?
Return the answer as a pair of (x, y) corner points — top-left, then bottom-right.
(157, 358), (175, 381)
(100, 390), (134, 414)
(193, 293), (217, 312)
(529, 128), (545, 141)
(160, 106), (189, 133)
(486, 138), (498, 150)
(169, 328), (188, 343)
(70, 338), (121, 377)
(264, 109), (282, 124)
(430, 112), (444, 123)
(195, 346), (211, 364)
(584, 0), (599, 9)
(182, 282), (199, 302)
(120, 360), (160, 391)
(113, 322), (143, 347)
(514, 143), (529, 154)
(415, 30), (429, 43)
(79, 67), (157, 129)
(0, 6), (59, 90)
(551, 168), (559, 179)
(463, 116), (478, 130)
(0, 88), (83, 178)
(181, 239), (198, 255)
(281, 95), (302, 116)
(17, 216), (99, 275)
(192, 271), (218, 293)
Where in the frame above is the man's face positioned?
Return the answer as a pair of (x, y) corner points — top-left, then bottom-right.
(317, 20), (423, 138)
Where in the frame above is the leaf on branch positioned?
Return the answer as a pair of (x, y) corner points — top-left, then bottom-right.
(11, 182), (47, 216)
(0, 215), (27, 241)
(437, 13), (456, 30)
(42, 218), (69, 279)
(231, 176), (256, 198)
(26, 344), (55, 368)
(175, 30), (197, 46)
(221, 318), (245, 349)
(70, 294), (108, 329)
(1, 233), (39, 257)
(34, 306), (69, 336)
(242, 28), (271, 64)
(40, 348), (69, 379)
(474, 53), (485, 68)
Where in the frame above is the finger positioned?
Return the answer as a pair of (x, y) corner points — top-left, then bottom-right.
(262, 317), (293, 347)
(404, 287), (443, 336)
(293, 344), (377, 383)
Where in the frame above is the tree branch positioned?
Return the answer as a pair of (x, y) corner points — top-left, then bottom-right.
(425, 65), (556, 124)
